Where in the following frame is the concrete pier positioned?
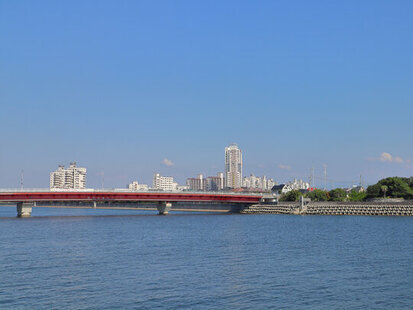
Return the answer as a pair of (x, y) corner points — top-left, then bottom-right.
(16, 202), (33, 217)
(157, 202), (172, 215)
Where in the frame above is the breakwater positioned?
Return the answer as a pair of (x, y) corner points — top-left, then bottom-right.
(241, 201), (413, 216)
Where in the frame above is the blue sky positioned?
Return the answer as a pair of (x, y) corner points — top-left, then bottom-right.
(1, 0), (412, 188)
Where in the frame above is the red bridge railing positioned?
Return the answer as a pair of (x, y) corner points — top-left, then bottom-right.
(0, 191), (262, 204)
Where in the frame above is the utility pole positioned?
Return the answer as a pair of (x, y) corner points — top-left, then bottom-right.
(323, 164), (327, 190)
(309, 164), (315, 188)
(20, 170), (24, 190)
(101, 171), (104, 189)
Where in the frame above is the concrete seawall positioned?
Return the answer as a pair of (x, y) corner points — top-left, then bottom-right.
(241, 201), (413, 216)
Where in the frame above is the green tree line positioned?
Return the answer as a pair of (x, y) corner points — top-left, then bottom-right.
(278, 177), (413, 202)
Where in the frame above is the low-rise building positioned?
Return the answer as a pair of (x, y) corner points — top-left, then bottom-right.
(128, 181), (149, 191)
(271, 179), (310, 194)
(271, 184), (293, 194)
(176, 185), (190, 191)
(345, 185), (365, 194)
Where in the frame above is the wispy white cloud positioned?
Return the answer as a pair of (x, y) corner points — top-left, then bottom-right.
(278, 164), (291, 170)
(368, 152), (405, 164)
(394, 156), (404, 163)
(162, 158), (174, 167)
(380, 152), (394, 162)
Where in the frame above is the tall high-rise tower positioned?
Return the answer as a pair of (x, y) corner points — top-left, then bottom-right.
(225, 143), (242, 188)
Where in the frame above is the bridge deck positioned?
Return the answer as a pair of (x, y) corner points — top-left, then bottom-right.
(0, 191), (262, 203)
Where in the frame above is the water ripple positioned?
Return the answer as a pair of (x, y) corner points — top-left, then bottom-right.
(0, 208), (412, 309)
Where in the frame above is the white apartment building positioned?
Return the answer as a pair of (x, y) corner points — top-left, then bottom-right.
(186, 172), (225, 191)
(225, 144), (242, 188)
(50, 162), (86, 190)
(288, 179), (310, 190)
(152, 173), (177, 191)
(243, 174), (276, 191)
(128, 181), (149, 191)
(206, 172), (225, 191)
(186, 174), (206, 191)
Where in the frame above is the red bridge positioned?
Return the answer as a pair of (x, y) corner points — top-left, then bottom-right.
(0, 190), (263, 217)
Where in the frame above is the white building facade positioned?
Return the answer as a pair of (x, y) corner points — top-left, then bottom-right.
(243, 174), (276, 191)
(128, 181), (149, 191)
(206, 172), (225, 191)
(225, 144), (243, 188)
(152, 173), (178, 191)
(288, 179), (310, 190)
(50, 162), (86, 190)
(186, 174), (207, 191)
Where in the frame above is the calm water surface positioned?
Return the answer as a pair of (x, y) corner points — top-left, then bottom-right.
(0, 207), (412, 309)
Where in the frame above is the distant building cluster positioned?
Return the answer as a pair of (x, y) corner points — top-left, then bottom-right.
(288, 179), (310, 191)
(242, 174), (276, 191)
(50, 162), (86, 190)
(48, 144), (311, 193)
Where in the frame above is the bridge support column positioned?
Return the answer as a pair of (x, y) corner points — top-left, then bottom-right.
(17, 202), (33, 217)
(157, 202), (172, 215)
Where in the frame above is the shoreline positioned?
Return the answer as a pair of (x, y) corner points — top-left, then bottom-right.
(242, 201), (413, 216)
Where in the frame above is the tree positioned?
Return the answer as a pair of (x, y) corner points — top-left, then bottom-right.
(328, 188), (347, 201)
(366, 183), (381, 199)
(279, 190), (302, 202)
(366, 177), (413, 200)
(409, 177), (413, 189)
(381, 185), (388, 198)
(349, 190), (366, 201)
(379, 177), (413, 199)
(402, 177), (413, 191)
(306, 189), (329, 201)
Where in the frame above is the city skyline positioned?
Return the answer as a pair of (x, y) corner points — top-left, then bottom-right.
(1, 136), (412, 189)
(1, 1), (412, 188)
(41, 143), (363, 191)
(0, 3), (412, 310)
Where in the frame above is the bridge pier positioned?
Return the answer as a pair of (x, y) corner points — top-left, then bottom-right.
(17, 202), (33, 217)
(157, 202), (172, 215)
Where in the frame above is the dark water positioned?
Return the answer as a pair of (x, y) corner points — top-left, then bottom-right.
(0, 207), (412, 309)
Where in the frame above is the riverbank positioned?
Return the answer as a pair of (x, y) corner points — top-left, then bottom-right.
(241, 201), (413, 216)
